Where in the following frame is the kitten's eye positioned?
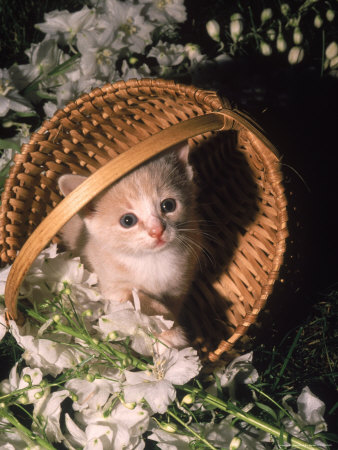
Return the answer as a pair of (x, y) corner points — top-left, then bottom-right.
(161, 198), (176, 213)
(120, 213), (138, 228)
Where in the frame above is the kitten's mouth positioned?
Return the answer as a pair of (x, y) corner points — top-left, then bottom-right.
(155, 238), (166, 248)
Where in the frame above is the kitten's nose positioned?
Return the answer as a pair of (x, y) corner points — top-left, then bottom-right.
(147, 217), (165, 238)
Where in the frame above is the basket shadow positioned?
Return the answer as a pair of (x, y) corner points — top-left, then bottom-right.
(181, 131), (260, 358)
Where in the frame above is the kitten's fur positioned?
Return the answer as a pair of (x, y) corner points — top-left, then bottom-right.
(57, 143), (202, 347)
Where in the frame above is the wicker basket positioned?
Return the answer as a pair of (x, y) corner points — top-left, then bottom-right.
(0, 78), (288, 362)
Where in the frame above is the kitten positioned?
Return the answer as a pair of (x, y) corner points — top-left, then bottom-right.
(57, 142), (202, 348)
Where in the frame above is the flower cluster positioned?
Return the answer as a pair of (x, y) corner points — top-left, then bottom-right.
(0, 246), (330, 449)
(1, 0), (202, 119)
(206, 1), (337, 68)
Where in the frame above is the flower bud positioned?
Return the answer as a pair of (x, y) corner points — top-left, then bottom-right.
(0, 402), (6, 409)
(18, 394), (29, 405)
(39, 380), (48, 388)
(86, 373), (95, 382)
(34, 391), (44, 400)
(70, 393), (78, 402)
(267, 28), (276, 41)
(181, 393), (195, 404)
(53, 314), (61, 323)
(261, 8), (273, 23)
(325, 41), (338, 60)
(159, 422), (178, 433)
(120, 396), (136, 409)
(121, 356), (133, 368)
(288, 46), (304, 64)
(293, 27), (303, 45)
(260, 41), (272, 56)
(289, 17), (298, 27)
(329, 55), (338, 69)
(2, 121), (14, 128)
(22, 374), (32, 384)
(230, 13), (243, 41)
(280, 3), (290, 16)
(63, 287), (71, 295)
(108, 331), (118, 341)
(277, 34), (287, 52)
(92, 338), (99, 345)
(129, 56), (138, 65)
(206, 20), (220, 42)
(82, 309), (93, 317)
(326, 9), (335, 22)
(230, 436), (242, 450)
(314, 15), (323, 28)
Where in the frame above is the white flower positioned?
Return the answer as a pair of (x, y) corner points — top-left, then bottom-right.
(148, 426), (194, 449)
(65, 376), (119, 411)
(43, 101), (57, 118)
(0, 265), (11, 298)
(0, 304), (7, 342)
(192, 420), (239, 448)
(21, 247), (103, 319)
(282, 386), (327, 445)
(25, 39), (69, 80)
(140, 0), (187, 24)
(0, 364), (45, 404)
(120, 60), (151, 81)
(124, 347), (201, 413)
(33, 390), (69, 442)
(9, 321), (82, 376)
(65, 401), (149, 449)
(95, 298), (174, 356)
(0, 419), (31, 449)
(104, 0), (155, 53)
(148, 41), (185, 69)
(35, 7), (97, 46)
(0, 69), (33, 117)
(184, 43), (206, 65)
(77, 28), (119, 79)
(215, 352), (259, 390)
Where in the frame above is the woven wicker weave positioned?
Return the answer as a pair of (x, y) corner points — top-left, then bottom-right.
(0, 78), (288, 362)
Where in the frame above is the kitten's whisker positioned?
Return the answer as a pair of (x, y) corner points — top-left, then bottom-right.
(178, 227), (219, 245)
(178, 233), (216, 269)
(176, 235), (204, 271)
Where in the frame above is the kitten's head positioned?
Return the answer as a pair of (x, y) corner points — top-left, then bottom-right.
(58, 142), (198, 255)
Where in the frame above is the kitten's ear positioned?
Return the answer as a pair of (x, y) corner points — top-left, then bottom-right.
(58, 174), (95, 216)
(173, 141), (194, 180)
(58, 174), (87, 197)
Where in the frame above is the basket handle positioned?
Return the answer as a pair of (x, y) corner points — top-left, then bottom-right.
(4, 109), (278, 320)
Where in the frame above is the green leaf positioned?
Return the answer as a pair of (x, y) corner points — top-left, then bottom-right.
(0, 139), (20, 151)
(255, 401), (278, 421)
(15, 111), (38, 117)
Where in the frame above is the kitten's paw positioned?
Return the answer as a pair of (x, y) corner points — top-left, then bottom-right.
(157, 326), (189, 349)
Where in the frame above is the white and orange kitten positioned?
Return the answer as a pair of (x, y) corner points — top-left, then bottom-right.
(57, 142), (202, 347)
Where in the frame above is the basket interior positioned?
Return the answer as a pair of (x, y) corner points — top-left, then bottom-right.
(0, 79), (287, 360)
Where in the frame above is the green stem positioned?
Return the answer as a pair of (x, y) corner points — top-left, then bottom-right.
(248, 383), (294, 421)
(27, 309), (148, 371)
(1, 409), (57, 450)
(179, 386), (322, 450)
(167, 410), (218, 450)
(273, 326), (303, 390)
